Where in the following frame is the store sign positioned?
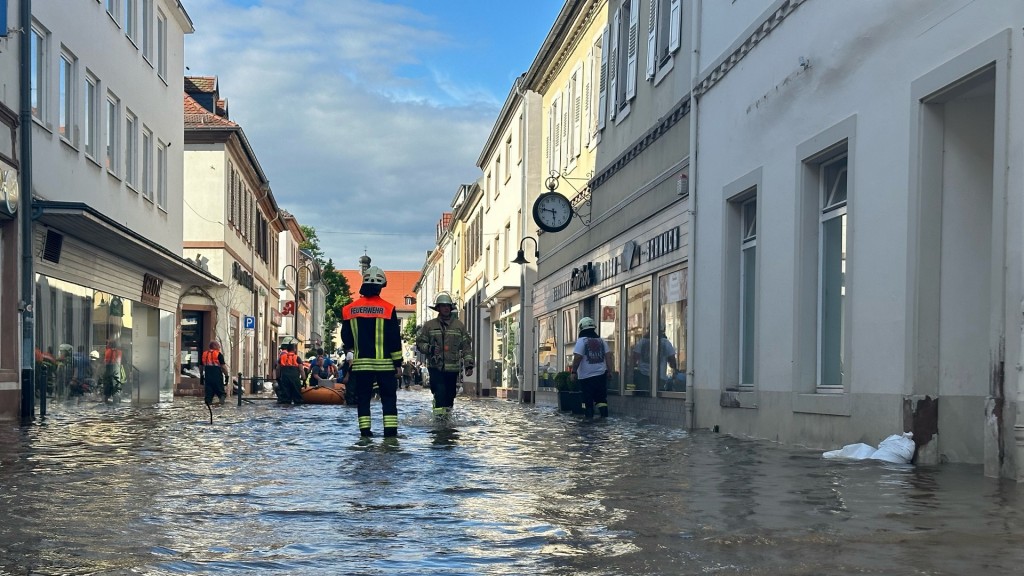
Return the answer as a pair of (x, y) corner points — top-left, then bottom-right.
(231, 261), (256, 293)
(141, 273), (163, 306)
(552, 225), (681, 301)
(271, 308), (282, 326)
(281, 300), (295, 316)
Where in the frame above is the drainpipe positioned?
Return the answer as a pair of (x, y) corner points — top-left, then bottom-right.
(684, 0), (701, 431)
(19, 0), (35, 422)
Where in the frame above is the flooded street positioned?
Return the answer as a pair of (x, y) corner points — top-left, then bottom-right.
(1, 390), (1023, 575)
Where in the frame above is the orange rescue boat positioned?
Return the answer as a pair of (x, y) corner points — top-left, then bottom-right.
(300, 382), (347, 405)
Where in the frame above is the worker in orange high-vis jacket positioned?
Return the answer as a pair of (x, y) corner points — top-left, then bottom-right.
(341, 266), (404, 439)
(274, 339), (304, 405)
(201, 341), (230, 406)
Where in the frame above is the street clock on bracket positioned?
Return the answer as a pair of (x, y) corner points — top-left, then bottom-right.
(532, 192), (573, 233)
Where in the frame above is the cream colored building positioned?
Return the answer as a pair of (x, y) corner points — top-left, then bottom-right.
(530, 0), (692, 424)
(182, 77), (284, 392)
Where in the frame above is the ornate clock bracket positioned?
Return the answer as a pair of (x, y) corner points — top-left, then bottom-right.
(546, 170), (593, 227)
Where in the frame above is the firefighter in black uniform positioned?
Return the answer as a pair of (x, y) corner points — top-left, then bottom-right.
(341, 266), (404, 438)
(202, 341), (229, 406)
(275, 340), (304, 405)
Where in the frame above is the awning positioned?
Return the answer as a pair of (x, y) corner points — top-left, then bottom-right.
(33, 201), (221, 287)
(483, 285), (520, 309)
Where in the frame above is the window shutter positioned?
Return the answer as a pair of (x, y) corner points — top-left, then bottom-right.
(626, 2), (639, 100)
(574, 67), (583, 158)
(669, 0), (681, 53)
(609, 9), (620, 120)
(546, 103), (553, 173)
(552, 95), (561, 172)
(646, 0), (658, 79)
(561, 83), (569, 169)
(598, 28), (609, 130)
(584, 47), (593, 146)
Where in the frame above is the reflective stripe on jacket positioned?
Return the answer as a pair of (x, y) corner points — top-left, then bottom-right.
(341, 296), (403, 372)
(416, 317), (474, 372)
(202, 350), (222, 367)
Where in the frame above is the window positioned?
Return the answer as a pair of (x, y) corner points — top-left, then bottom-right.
(647, 0), (682, 80)
(609, 1), (639, 120)
(106, 0), (119, 22)
(569, 64), (581, 163)
(547, 94), (561, 174)
(740, 198), (757, 387)
(599, 292), (620, 394)
(658, 269), (687, 393)
(157, 141), (168, 208)
(142, 0), (153, 62)
(505, 137), (512, 180)
(495, 156), (501, 196)
(537, 314), (557, 383)
(84, 73), (99, 159)
(819, 154), (848, 390)
(141, 126), (153, 200)
(156, 11), (167, 79)
(106, 93), (121, 174)
(517, 114), (525, 164)
(125, 0), (138, 42)
(31, 24), (49, 123)
(597, 27), (609, 131)
(59, 51), (76, 142)
(486, 172), (492, 204)
(562, 306), (579, 373)
(625, 280), (652, 395)
(503, 222), (511, 270)
(125, 110), (138, 188)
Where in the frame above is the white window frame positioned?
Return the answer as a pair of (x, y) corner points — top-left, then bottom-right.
(157, 140), (168, 209)
(125, 110), (138, 189)
(141, 126), (153, 200)
(495, 156), (502, 196)
(157, 10), (168, 80)
(106, 93), (121, 176)
(125, 0), (138, 44)
(505, 136), (512, 181)
(31, 23), (50, 126)
(84, 73), (100, 160)
(106, 0), (120, 24)
(59, 49), (77, 144)
(597, 27), (608, 132)
(817, 153), (848, 392)
(142, 0), (153, 63)
(739, 197), (757, 388)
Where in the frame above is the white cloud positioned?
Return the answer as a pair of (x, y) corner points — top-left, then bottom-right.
(185, 0), (494, 271)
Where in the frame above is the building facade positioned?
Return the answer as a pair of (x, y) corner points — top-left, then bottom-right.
(181, 76), (285, 392)
(690, 0), (1024, 478)
(11, 0), (218, 416)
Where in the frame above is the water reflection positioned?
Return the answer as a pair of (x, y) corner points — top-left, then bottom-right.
(1, 391), (1023, 575)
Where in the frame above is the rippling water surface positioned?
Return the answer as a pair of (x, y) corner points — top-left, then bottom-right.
(1, 390), (1023, 575)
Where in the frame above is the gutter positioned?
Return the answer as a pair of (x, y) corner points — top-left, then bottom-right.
(19, 0), (34, 421)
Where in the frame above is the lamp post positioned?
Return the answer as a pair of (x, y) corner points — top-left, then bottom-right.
(279, 263), (313, 346)
(512, 236), (539, 403)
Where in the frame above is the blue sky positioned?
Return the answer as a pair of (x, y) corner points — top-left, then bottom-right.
(184, 0), (564, 272)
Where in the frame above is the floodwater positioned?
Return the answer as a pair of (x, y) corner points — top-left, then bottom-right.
(1, 390), (1023, 576)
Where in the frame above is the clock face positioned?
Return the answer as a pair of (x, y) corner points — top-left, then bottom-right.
(532, 192), (573, 233)
(0, 169), (18, 216)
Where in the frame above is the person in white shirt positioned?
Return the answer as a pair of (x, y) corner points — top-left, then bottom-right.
(570, 317), (612, 418)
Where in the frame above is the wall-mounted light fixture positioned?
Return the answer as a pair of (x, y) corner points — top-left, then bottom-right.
(511, 236), (539, 265)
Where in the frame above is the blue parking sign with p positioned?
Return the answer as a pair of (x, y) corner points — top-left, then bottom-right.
(244, 315), (255, 330)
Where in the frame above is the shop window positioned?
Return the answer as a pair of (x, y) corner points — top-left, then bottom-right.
(599, 291), (620, 395)
(658, 268), (687, 393)
(561, 306), (578, 372)
(625, 280), (653, 395)
(537, 314), (557, 387)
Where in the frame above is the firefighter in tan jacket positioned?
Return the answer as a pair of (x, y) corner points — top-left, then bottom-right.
(416, 293), (474, 421)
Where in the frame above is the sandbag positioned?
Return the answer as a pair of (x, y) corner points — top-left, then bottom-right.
(822, 442), (876, 460)
(869, 432), (915, 464)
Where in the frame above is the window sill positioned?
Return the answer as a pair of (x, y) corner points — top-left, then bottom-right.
(59, 137), (78, 153)
(613, 102), (632, 125)
(792, 392), (851, 416)
(85, 154), (102, 169)
(720, 389), (757, 409)
(654, 55), (675, 87)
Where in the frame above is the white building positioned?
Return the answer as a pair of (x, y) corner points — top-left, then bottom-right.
(15, 0), (217, 412)
(691, 0), (1024, 478)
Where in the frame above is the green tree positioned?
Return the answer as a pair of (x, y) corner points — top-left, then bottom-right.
(298, 225), (351, 351)
(402, 311), (418, 344)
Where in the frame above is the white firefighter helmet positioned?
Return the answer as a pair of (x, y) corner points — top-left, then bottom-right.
(430, 293), (455, 311)
(578, 316), (597, 332)
(361, 265), (387, 287)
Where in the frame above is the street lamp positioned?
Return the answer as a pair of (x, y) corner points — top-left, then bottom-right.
(279, 263), (313, 342)
(512, 236), (539, 265)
